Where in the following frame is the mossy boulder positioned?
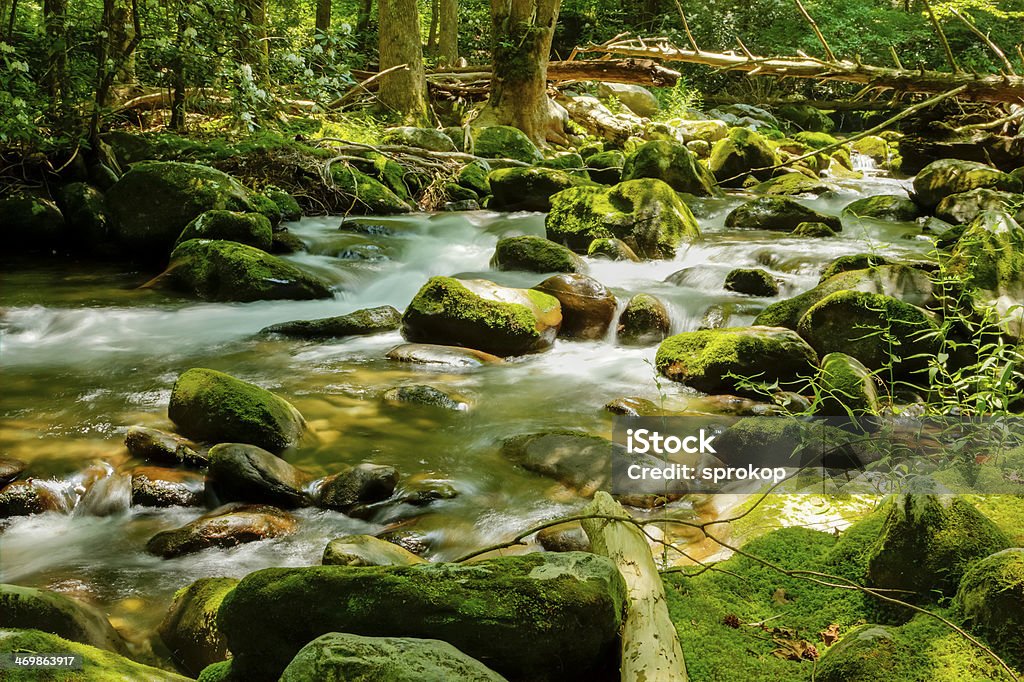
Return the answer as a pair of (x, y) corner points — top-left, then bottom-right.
(401, 277), (562, 356)
(491, 235), (586, 273)
(621, 140), (719, 196)
(0, 629), (190, 681)
(457, 160), (491, 196)
(263, 185), (303, 221)
(546, 178), (700, 259)
(158, 577), (239, 676)
(912, 158), (1023, 211)
(616, 293), (671, 346)
(842, 194), (920, 222)
(206, 443), (311, 508)
(956, 548), (1024, 667)
(655, 326), (819, 396)
(676, 119), (729, 144)
(174, 210), (272, 251)
(852, 135), (889, 161)
(948, 210), (1024, 337)
(168, 367), (306, 453)
(794, 131), (840, 150)
(381, 127), (457, 152)
(315, 462), (398, 511)
(724, 268), (778, 296)
(500, 431), (621, 496)
(217, 552), (626, 681)
(55, 183), (110, 249)
(0, 584), (127, 654)
(472, 126), (543, 164)
(533, 273), (617, 340)
(539, 152), (589, 178)
(0, 195), (66, 252)
(866, 494), (1012, 597)
(936, 188), (1022, 225)
(164, 239), (332, 302)
(818, 254), (896, 283)
(488, 166), (591, 212)
(725, 196), (841, 232)
(107, 161), (257, 256)
(279, 633), (509, 682)
(752, 172), (838, 196)
(260, 305), (402, 339)
(247, 192), (283, 228)
(815, 625), (920, 682)
(586, 150), (625, 185)
(322, 535), (426, 567)
(791, 221), (836, 237)
(587, 237), (639, 261)
(776, 104), (835, 133)
(330, 166), (412, 214)
(708, 128), (780, 187)
(146, 503), (297, 558)
(814, 352), (880, 416)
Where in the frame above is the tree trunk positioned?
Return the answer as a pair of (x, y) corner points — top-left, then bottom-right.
(355, 0), (373, 49)
(377, 0), (429, 124)
(427, 0), (439, 53)
(479, 0), (564, 145)
(239, 0), (269, 82)
(0, 0), (10, 39)
(437, 0), (458, 66)
(170, 11), (188, 130)
(43, 0), (70, 120)
(111, 0), (137, 83)
(315, 0), (331, 33)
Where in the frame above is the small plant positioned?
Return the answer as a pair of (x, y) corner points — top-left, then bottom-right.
(656, 78), (703, 121)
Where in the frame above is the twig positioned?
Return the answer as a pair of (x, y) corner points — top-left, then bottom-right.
(949, 8), (1016, 76)
(328, 64), (409, 109)
(954, 105), (1024, 133)
(922, 0), (960, 73)
(672, 0), (701, 53)
(793, 0), (836, 62)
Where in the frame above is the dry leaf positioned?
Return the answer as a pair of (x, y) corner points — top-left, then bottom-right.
(771, 587), (791, 605)
(820, 623), (841, 646)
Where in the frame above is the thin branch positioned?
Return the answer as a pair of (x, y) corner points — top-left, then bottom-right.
(793, 0), (836, 61)
(328, 63), (409, 109)
(949, 8), (1016, 76)
(922, 0), (960, 73)
(672, 0), (700, 53)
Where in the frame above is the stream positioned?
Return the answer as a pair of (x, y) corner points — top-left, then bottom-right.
(0, 161), (929, 643)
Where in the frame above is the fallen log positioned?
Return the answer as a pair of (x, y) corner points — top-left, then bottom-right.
(555, 94), (642, 143)
(701, 95), (907, 111)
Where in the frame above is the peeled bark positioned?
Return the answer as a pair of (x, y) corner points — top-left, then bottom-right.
(438, 0), (459, 67)
(377, 0), (429, 124)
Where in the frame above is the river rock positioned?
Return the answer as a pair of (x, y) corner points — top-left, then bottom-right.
(537, 523), (592, 553)
(814, 625), (914, 682)
(710, 104), (779, 129)
(488, 167), (590, 212)
(330, 166), (413, 214)
(655, 326), (819, 396)
(676, 119), (728, 143)
(162, 239), (333, 302)
(490, 235), (586, 273)
(842, 194), (920, 221)
(501, 431), (614, 496)
(724, 268), (778, 296)
(383, 385), (467, 411)
(263, 185), (303, 221)
(603, 396), (665, 416)
(533, 273), (617, 340)
(131, 466), (204, 507)
(546, 178), (700, 259)
(955, 548), (1024, 667)
(217, 552), (626, 681)
(935, 188), (1022, 225)
(597, 82), (658, 117)
(791, 221), (836, 237)
(621, 140), (719, 196)
(616, 293), (671, 346)
(0, 480), (66, 517)
(725, 196), (841, 232)
(168, 368), (305, 453)
(0, 457), (26, 486)
(818, 254), (896, 283)
(146, 503), (297, 558)
(457, 160), (491, 196)
(158, 577), (238, 676)
(776, 104), (834, 132)
(1, 195), (66, 252)
(315, 463), (398, 511)
(381, 127), (456, 152)
(206, 443), (311, 508)
(173, 210), (272, 251)
(472, 126), (543, 164)
(587, 236), (639, 261)
(586, 150), (625, 185)
(385, 343), (504, 367)
(124, 425), (207, 467)
(752, 172), (838, 196)
(813, 352), (880, 417)
(402, 277), (562, 356)
(261, 305), (402, 339)
(911, 158), (1023, 211)
(271, 229), (305, 254)
(0, 584), (128, 654)
(322, 534), (426, 567)
(708, 127), (780, 187)
(55, 182), (110, 249)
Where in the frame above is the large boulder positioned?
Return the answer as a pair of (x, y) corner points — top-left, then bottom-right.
(616, 293), (671, 346)
(163, 239), (333, 302)
(55, 182), (110, 249)
(956, 548), (1024, 667)
(546, 178), (700, 259)
(158, 577), (239, 676)
(174, 210), (272, 251)
(491, 235), (587, 273)
(751, 172), (838, 197)
(948, 211), (1024, 337)
(401, 277), (562, 356)
(488, 167), (590, 212)
(911, 158), (1023, 211)
(725, 196), (841, 232)
(676, 119), (728, 144)
(322, 534), (426, 567)
(146, 503), (297, 558)
(0, 195), (66, 252)
(315, 462), (398, 511)
(586, 150), (625, 185)
(621, 140), (719, 196)
(381, 127), (456, 152)
(472, 126), (543, 164)
(0, 584), (127, 654)
(597, 82), (659, 117)
(533, 274), (617, 340)
(107, 161), (257, 256)
(813, 352), (880, 417)
(708, 127), (780, 187)
(168, 367), (306, 453)
(814, 625), (919, 682)
(218, 552), (626, 681)
(842, 194), (920, 222)
(655, 326), (819, 396)
(261, 305), (402, 339)
(775, 104), (834, 133)
(206, 443), (311, 508)
(935, 188), (1021, 225)
(0, 480), (67, 517)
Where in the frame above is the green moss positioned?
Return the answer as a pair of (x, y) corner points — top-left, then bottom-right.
(621, 139), (720, 196)
(491, 235), (585, 273)
(0, 585), (126, 655)
(752, 173), (837, 196)
(539, 152), (590, 179)
(851, 135), (888, 161)
(842, 195), (920, 222)
(725, 196), (841, 232)
(913, 159), (1023, 211)
(158, 577), (238, 676)
(965, 495), (1024, 546)
(708, 127), (780, 187)
(794, 131), (840, 150)
(472, 126), (543, 164)
(260, 305), (402, 339)
(263, 185), (303, 221)
(330, 165), (412, 213)
(791, 221), (836, 237)
(457, 160), (491, 196)
(488, 166), (590, 211)
(586, 150), (625, 185)
(818, 255), (895, 283)
(724, 268), (779, 296)
(814, 352), (880, 416)
(197, 660), (236, 682)
(776, 104), (835, 133)
(956, 548), (1024, 667)
(947, 210), (1024, 295)
(174, 210), (272, 251)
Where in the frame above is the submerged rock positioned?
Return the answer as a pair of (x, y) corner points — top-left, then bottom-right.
(218, 552), (626, 681)
(725, 196), (841, 232)
(0, 584), (128, 654)
(0, 456), (26, 486)
(501, 431), (614, 496)
(401, 277), (562, 356)
(621, 139), (719, 196)
(724, 268), (779, 296)
(490, 235), (587, 273)
(158, 577), (238, 676)
(842, 194), (920, 222)
(260, 305), (401, 339)
(385, 343), (504, 367)
(488, 167), (590, 212)
(912, 158), (1022, 211)
(955, 548), (1024, 667)
(322, 535), (425, 567)
(168, 368), (306, 453)
(708, 127), (780, 186)
(131, 466), (204, 507)
(173, 210), (273, 251)
(616, 293), (671, 346)
(383, 385), (467, 411)
(533, 273), (617, 340)
(146, 503), (297, 558)
(315, 463), (398, 511)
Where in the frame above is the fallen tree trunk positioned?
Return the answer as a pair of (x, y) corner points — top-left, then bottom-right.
(578, 38), (1024, 104)
(582, 492), (688, 682)
(702, 95), (908, 111)
(555, 93), (641, 143)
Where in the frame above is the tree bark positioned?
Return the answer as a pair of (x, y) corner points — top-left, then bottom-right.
(315, 0), (331, 34)
(377, 0), (429, 124)
(0, 0), (10, 39)
(355, 0), (373, 48)
(43, 0), (70, 120)
(110, 0), (137, 83)
(479, 0), (563, 145)
(437, 0), (458, 66)
(170, 11), (188, 130)
(427, 0), (439, 53)
(239, 0), (270, 83)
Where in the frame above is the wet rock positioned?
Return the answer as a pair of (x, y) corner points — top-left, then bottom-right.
(724, 268), (779, 296)
(322, 534), (426, 567)
(146, 503), (297, 558)
(131, 466), (204, 507)
(0, 456), (26, 486)
(158, 577), (238, 676)
(162, 239), (333, 302)
(708, 127), (780, 187)
(488, 167), (590, 212)
(381, 127), (457, 152)
(586, 150), (625, 185)
(603, 396), (665, 417)
(621, 140), (719, 196)
(537, 523), (591, 553)
(400, 479), (458, 505)
(491, 235), (587, 274)
(168, 368), (306, 453)
(263, 185), (303, 221)
(935, 188), (1022, 225)
(218, 552), (626, 681)
(912, 159), (1022, 211)
(655, 326), (819, 397)
(752, 172), (838, 196)
(378, 529), (430, 555)
(0, 195), (66, 252)
(533, 273), (617, 340)
(330, 166), (412, 214)
(271, 229), (305, 254)
(444, 199), (481, 211)
(676, 119), (728, 144)
(0, 480), (66, 517)
(842, 194), (920, 221)
(385, 343), (504, 367)
(725, 196), (841, 232)
(173, 210), (273, 251)
(383, 385), (467, 411)
(587, 237), (639, 261)
(616, 293), (671, 346)
(315, 463), (398, 511)
(55, 182), (110, 249)
(401, 277), (562, 356)
(261, 305), (402, 339)
(0, 584), (128, 654)
(457, 160), (491, 196)
(955, 548), (1024, 667)
(546, 178), (700, 259)
(791, 221), (836, 237)
(817, 254), (896, 283)
(813, 352), (880, 417)
(206, 443), (311, 508)
(124, 425), (207, 467)
(501, 431), (614, 496)
(472, 125), (543, 164)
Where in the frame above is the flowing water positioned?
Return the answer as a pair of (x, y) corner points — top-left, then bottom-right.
(0, 168), (929, 643)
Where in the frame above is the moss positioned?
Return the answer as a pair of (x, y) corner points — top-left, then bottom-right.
(247, 191), (282, 227)
(776, 104), (835, 133)
(539, 152), (589, 179)
(197, 660), (236, 682)
(472, 126), (543, 164)
(956, 548), (1024, 667)
(586, 150), (625, 185)
(913, 159), (1023, 211)
(814, 352), (880, 416)
(965, 495), (1024, 546)
(546, 178), (700, 259)
(488, 166), (591, 211)
(617, 293), (670, 346)
(168, 367), (306, 452)
(457, 160), (491, 196)
(794, 131), (840, 150)
(260, 305), (402, 339)
(491, 235), (586, 273)
(752, 173), (837, 196)
(725, 196), (841, 232)
(158, 577), (238, 676)
(329, 165), (412, 213)
(852, 135), (889, 161)
(724, 268), (779, 296)
(708, 127), (780, 187)
(818, 255), (895, 283)
(1, 196), (67, 252)
(621, 139), (720, 196)
(381, 127), (456, 152)
(947, 210), (1024, 296)
(55, 183), (109, 249)
(0, 585), (126, 655)
(263, 185), (303, 221)
(174, 210), (272, 251)
(587, 237), (638, 261)
(842, 195), (920, 222)
(792, 221), (836, 237)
